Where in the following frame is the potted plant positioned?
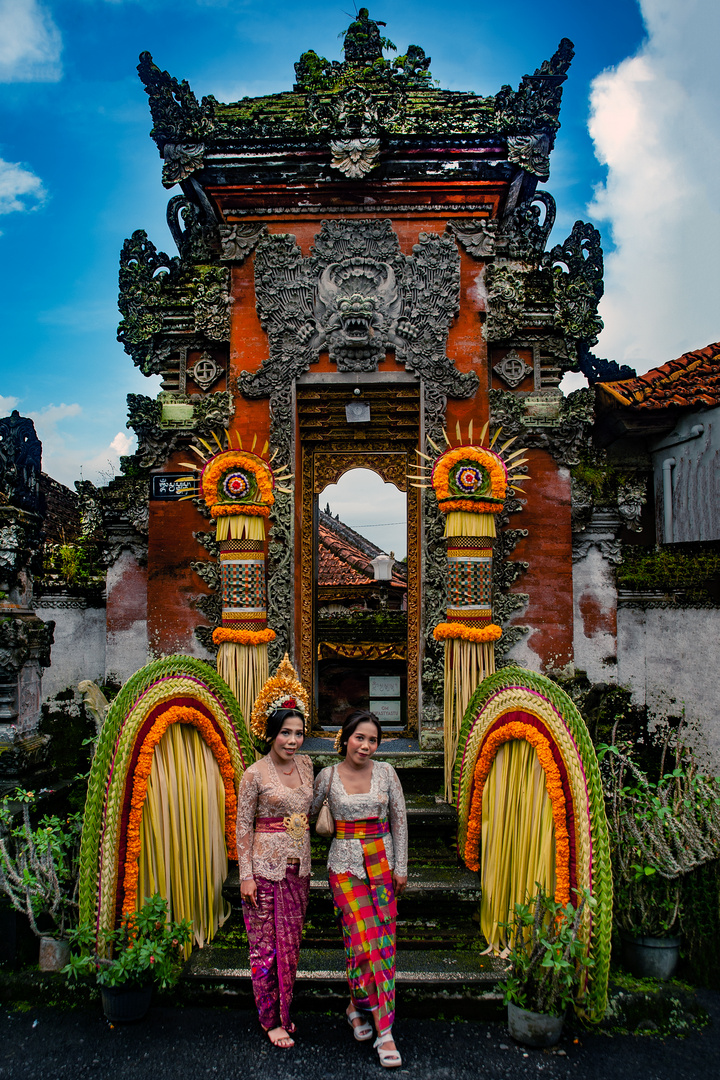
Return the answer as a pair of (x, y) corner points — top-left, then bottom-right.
(599, 733), (720, 980)
(64, 893), (192, 1022)
(497, 887), (595, 1048)
(0, 788), (82, 970)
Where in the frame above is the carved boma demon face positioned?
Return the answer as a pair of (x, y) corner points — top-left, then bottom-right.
(315, 257), (402, 365)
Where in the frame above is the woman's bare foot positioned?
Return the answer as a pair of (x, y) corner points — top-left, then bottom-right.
(266, 1026), (294, 1048)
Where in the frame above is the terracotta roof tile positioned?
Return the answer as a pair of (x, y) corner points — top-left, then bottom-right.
(598, 342), (720, 410)
(318, 519), (406, 588)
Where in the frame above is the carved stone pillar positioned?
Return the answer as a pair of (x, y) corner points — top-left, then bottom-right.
(572, 508), (622, 684)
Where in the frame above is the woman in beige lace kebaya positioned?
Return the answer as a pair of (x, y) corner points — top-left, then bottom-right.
(312, 710), (408, 1069)
(237, 660), (312, 1050)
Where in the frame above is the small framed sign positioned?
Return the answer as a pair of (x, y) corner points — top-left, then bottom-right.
(151, 474), (196, 500)
(369, 676), (401, 698)
(371, 700), (402, 723)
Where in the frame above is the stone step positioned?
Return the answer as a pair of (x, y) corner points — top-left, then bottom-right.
(185, 944), (507, 987)
(223, 864), (479, 903)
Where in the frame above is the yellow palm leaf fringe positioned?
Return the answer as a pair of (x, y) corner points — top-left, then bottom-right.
(443, 639), (496, 801)
(137, 723), (230, 958)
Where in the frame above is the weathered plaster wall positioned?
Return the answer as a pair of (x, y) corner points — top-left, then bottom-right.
(617, 604), (720, 770)
(505, 457), (574, 671)
(35, 596), (106, 701)
(105, 551), (149, 683)
(572, 511), (621, 685)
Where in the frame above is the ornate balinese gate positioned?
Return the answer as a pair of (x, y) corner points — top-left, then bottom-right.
(297, 376), (421, 735)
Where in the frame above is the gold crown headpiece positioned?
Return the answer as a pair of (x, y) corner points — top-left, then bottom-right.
(250, 654), (309, 741)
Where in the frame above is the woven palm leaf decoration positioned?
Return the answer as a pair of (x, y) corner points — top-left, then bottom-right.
(409, 421), (529, 799)
(452, 667), (613, 1022)
(177, 431), (292, 732)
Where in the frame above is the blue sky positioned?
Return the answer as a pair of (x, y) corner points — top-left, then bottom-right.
(0, 0), (718, 499)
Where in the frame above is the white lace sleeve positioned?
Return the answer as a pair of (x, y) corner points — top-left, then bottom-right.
(387, 765), (408, 878)
(311, 766), (332, 819)
(236, 765), (259, 881)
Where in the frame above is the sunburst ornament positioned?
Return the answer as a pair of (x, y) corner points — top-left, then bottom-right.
(407, 419), (530, 539)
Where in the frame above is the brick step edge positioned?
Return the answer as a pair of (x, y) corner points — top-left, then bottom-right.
(185, 947), (507, 985)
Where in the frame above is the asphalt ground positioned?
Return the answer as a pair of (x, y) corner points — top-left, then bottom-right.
(1, 991), (719, 1080)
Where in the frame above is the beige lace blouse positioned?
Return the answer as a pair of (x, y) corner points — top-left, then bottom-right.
(311, 761), (408, 880)
(236, 754), (313, 881)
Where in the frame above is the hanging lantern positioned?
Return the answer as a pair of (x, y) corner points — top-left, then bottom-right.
(409, 422), (530, 799)
(178, 432), (292, 734)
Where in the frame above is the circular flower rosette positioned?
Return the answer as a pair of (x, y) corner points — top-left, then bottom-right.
(201, 451), (275, 515)
(432, 446), (508, 506)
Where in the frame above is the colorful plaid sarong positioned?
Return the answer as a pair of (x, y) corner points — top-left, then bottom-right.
(334, 817), (396, 922)
(330, 870), (397, 1032)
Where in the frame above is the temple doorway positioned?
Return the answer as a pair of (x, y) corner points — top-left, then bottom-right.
(296, 376), (421, 736)
(316, 468), (407, 734)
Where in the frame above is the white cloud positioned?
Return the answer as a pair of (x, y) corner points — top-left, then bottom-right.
(321, 468), (407, 560)
(588, 0), (720, 373)
(0, 159), (46, 217)
(25, 404), (137, 487)
(0, 0), (62, 82)
(0, 394), (20, 414)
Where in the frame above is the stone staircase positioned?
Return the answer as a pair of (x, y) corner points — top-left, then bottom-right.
(184, 740), (507, 1017)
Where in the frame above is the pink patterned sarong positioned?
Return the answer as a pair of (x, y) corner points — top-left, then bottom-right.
(242, 863), (310, 1031)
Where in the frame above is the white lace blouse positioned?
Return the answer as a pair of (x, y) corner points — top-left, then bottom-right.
(311, 761), (408, 880)
(236, 754), (313, 882)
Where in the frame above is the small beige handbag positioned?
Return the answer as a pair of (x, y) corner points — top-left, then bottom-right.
(315, 765), (336, 837)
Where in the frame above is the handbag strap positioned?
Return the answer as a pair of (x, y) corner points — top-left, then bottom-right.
(324, 763), (336, 804)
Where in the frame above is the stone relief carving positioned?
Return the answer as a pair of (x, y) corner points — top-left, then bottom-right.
(489, 386), (595, 468)
(507, 134), (550, 180)
(543, 220), (604, 347)
(445, 218), (498, 259)
(617, 478), (647, 533)
(118, 231), (231, 377)
(330, 137), (381, 178)
(496, 191), (556, 259)
(493, 348), (533, 389)
(218, 222), (268, 263)
(126, 391), (233, 469)
(242, 219), (475, 388)
(137, 51), (215, 176)
(576, 343), (637, 385)
(166, 196), (218, 262)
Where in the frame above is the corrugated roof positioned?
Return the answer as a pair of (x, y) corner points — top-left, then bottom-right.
(598, 341), (720, 410)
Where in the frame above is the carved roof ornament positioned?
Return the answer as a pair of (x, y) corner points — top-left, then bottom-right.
(330, 137), (381, 178)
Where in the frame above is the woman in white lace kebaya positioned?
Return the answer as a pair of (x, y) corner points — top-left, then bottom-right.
(312, 710), (408, 1068)
(237, 661), (312, 1050)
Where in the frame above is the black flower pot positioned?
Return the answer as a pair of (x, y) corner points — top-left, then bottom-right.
(620, 931), (681, 981)
(100, 983), (153, 1023)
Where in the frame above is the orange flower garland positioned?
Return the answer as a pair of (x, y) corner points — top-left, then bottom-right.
(212, 627), (276, 646)
(432, 446), (508, 503)
(250, 654), (309, 740)
(433, 622), (502, 643)
(437, 497), (504, 515)
(464, 720), (571, 906)
(121, 705), (238, 918)
(201, 451), (275, 512)
(211, 503), (271, 519)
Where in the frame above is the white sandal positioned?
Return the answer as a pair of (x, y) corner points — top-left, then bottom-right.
(374, 1031), (402, 1068)
(346, 1008), (373, 1042)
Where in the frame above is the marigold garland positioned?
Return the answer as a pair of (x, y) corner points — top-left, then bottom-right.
(433, 622), (503, 643)
(250, 654), (309, 740)
(437, 497), (504, 515)
(201, 451), (275, 511)
(210, 503), (271, 519)
(212, 627), (276, 646)
(121, 705), (238, 919)
(432, 446), (508, 503)
(464, 720), (571, 906)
